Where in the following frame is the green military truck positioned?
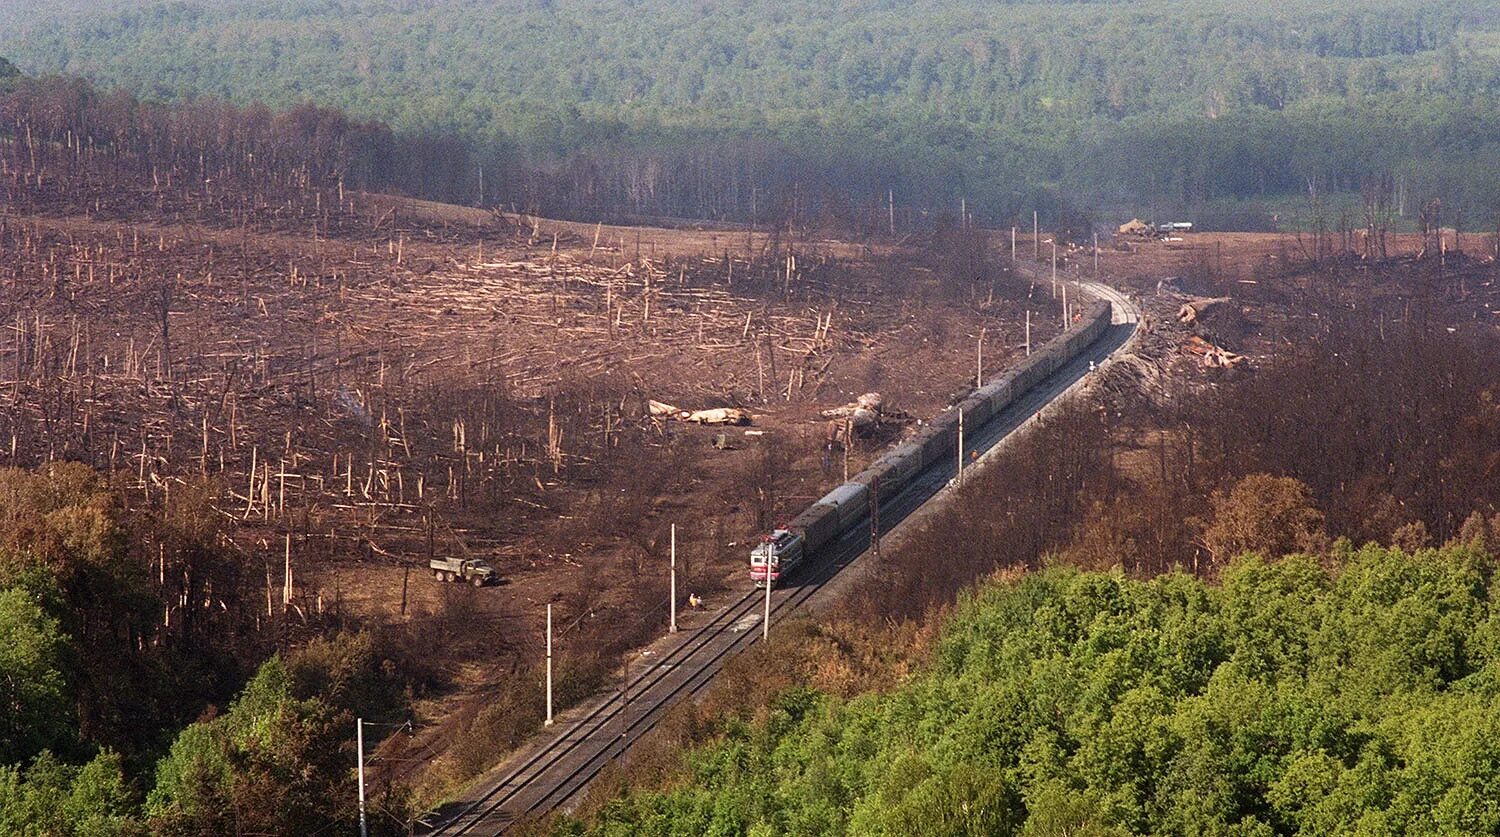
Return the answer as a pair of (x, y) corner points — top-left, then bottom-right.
(429, 557), (498, 586)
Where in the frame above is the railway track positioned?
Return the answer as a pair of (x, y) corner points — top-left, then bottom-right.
(419, 273), (1139, 835)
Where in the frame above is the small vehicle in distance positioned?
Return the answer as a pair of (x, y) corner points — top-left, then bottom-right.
(429, 556), (498, 586)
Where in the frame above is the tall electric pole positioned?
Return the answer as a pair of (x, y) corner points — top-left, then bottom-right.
(957, 411), (965, 486)
(669, 524), (677, 633)
(356, 718), (368, 837)
(762, 560), (772, 641)
(976, 330), (984, 389)
(544, 604), (554, 726)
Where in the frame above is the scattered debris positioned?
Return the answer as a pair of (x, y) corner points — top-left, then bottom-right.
(1182, 335), (1247, 368)
(818, 392), (912, 444)
(819, 392), (884, 418)
(1177, 297), (1234, 324)
(648, 400), (753, 426)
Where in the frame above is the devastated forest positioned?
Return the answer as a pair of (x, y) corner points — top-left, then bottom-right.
(0, 78), (1063, 827)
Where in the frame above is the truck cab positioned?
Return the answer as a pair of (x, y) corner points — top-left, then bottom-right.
(750, 529), (804, 588)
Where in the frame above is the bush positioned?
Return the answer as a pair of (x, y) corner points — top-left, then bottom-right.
(0, 750), (143, 837)
(146, 657), (354, 836)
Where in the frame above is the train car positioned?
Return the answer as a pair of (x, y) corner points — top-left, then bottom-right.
(792, 503), (842, 552)
(820, 482), (871, 529)
(851, 459), (900, 495)
(858, 441), (924, 492)
(748, 292), (1117, 590)
(976, 376), (1015, 416)
(874, 442), (924, 487)
(959, 393), (990, 426)
(913, 423), (953, 469)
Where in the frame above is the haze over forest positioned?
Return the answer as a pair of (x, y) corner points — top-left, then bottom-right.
(4, 0), (1500, 225)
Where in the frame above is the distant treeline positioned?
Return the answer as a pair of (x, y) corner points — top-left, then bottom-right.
(0, 72), (476, 206)
(4, 0), (1500, 225)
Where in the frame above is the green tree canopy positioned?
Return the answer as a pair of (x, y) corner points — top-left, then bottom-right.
(565, 544), (1500, 835)
(0, 750), (143, 837)
(147, 656), (355, 836)
(0, 587), (72, 765)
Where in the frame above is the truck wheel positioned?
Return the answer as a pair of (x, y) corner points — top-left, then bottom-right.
(471, 576), (484, 587)
(431, 569), (440, 578)
(444, 571), (455, 583)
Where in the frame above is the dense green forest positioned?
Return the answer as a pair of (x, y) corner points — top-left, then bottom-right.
(566, 540), (1500, 835)
(4, 0), (1500, 224)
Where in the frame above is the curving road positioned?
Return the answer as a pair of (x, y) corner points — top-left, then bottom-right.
(417, 272), (1140, 836)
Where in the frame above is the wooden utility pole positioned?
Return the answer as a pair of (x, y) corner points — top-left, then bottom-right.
(1051, 240), (1058, 298)
(888, 190), (895, 235)
(1093, 233), (1099, 278)
(669, 524), (677, 633)
(545, 603), (554, 726)
(976, 329), (985, 388)
(1026, 310), (1032, 356)
(957, 410), (965, 486)
(762, 560), (772, 641)
(356, 718), (368, 837)
(618, 656), (629, 762)
(1011, 226), (1017, 263)
(843, 419), (851, 483)
(1033, 211), (1040, 258)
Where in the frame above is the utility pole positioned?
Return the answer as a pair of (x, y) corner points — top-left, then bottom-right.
(544, 603), (554, 726)
(1093, 232), (1099, 278)
(961, 197), (967, 229)
(669, 524), (677, 633)
(356, 718), (368, 837)
(1026, 310), (1032, 356)
(957, 410), (965, 486)
(1063, 285), (1069, 325)
(618, 656), (629, 763)
(1051, 240), (1058, 298)
(1033, 211), (1040, 258)
(888, 190), (895, 236)
(842, 419), (851, 483)
(1011, 226), (1017, 264)
(762, 559), (772, 641)
(976, 329), (984, 389)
